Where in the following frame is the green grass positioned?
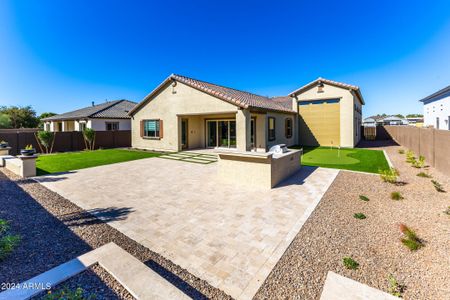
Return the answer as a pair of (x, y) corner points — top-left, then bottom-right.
(294, 146), (389, 173)
(342, 257), (359, 270)
(353, 213), (367, 219)
(36, 149), (161, 175)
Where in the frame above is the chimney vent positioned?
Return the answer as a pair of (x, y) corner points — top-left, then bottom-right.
(92, 101), (95, 106)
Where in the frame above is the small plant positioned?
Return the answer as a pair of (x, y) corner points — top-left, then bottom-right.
(405, 150), (415, 163)
(417, 172), (431, 178)
(399, 224), (423, 251)
(398, 149), (405, 154)
(444, 206), (450, 215)
(353, 213), (366, 219)
(43, 286), (95, 300)
(359, 195), (369, 202)
(412, 155), (425, 168)
(343, 257), (359, 270)
(379, 168), (399, 184)
(24, 144), (34, 150)
(0, 219), (21, 262)
(391, 191), (403, 200)
(388, 274), (405, 297)
(431, 180), (445, 193)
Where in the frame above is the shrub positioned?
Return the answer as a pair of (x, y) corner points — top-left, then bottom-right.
(0, 219), (21, 262)
(353, 213), (366, 219)
(391, 192), (403, 200)
(417, 172), (431, 178)
(44, 286), (95, 300)
(343, 257), (359, 270)
(379, 168), (400, 183)
(399, 224), (423, 251)
(412, 155), (426, 168)
(406, 150), (415, 163)
(388, 274), (405, 297)
(431, 180), (445, 193)
(359, 195), (369, 202)
(37, 130), (55, 154)
(398, 149), (405, 154)
(83, 128), (96, 150)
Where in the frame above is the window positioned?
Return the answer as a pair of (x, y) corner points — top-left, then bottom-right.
(268, 117), (276, 141)
(106, 122), (119, 131)
(142, 119), (161, 138)
(436, 117), (439, 129)
(45, 123), (50, 131)
(79, 122), (86, 132)
(285, 118), (292, 138)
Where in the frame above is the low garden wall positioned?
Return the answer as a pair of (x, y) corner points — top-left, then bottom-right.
(383, 126), (450, 177)
(0, 129), (131, 155)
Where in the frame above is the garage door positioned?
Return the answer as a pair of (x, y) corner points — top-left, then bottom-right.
(298, 99), (340, 147)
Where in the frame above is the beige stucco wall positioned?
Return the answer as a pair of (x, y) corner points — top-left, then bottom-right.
(295, 83), (362, 148)
(131, 81), (239, 151)
(266, 112), (297, 149)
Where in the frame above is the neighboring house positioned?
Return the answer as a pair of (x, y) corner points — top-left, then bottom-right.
(129, 74), (364, 152)
(419, 85), (450, 130)
(42, 100), (137, 132)
(363, 115), (409, 126)
(405, 117), (424, 127)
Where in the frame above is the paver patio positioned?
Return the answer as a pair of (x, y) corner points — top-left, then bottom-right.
(36, 157), (338, 299)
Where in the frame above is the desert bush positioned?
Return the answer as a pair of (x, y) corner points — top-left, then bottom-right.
(0, 219), (21, 262)
(398, 149), (405, 154)
(379, 168), (399, 183)
(359, 195), (369, 201)
(399, 224), (423, 251)
(431, 180), (445, 193)
(343, 257), (359, 270)
(444, 206), (450, 215)
(391, 191), (403, 200)
(406, 150), (415, 163)
(412, 155), (426, 168)
(417, 172), (431, 178)
(388, 274), (405, 297)
(353, 213), (366, 219)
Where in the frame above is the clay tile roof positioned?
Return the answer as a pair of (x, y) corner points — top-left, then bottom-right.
(171, 74), (296, 113)
(289, 77), (365, 105)
(129, 74), (296, 115)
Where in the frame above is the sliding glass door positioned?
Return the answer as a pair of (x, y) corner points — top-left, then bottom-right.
(206, 120), (236, 148)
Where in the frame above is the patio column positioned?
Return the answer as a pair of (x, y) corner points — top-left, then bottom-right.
(236, 108), (251, 151)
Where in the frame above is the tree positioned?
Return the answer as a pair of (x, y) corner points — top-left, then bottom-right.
(36, 131), (55, 154)
(406, 114), (423, 118)
(0, 106), (39, 128)
(38, 112), (57, 128)
(395, 114), (405, 119)
(0, 113), (11, 129)
(83, 128), (96, 150)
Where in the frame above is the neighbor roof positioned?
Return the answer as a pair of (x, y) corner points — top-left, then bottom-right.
(289, 77), (365, 105)
(129, 74), (296, 115)
(419, 85), (450, 104)
(42, 100), (137, 121)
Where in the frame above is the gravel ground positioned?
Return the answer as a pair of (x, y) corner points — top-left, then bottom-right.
(0, 169), (231, 300)
(255, 144), (450, 299)
(32, 264), (135, 300)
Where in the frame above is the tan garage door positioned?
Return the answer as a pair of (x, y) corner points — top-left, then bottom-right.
(298, 99), (340, 147)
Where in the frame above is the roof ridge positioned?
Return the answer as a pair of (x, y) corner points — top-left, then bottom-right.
(171, 74), (271, 100)
(87, 99), (125, 118)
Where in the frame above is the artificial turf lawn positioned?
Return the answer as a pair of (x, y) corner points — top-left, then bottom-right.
(296, 146), (389, 173)
(36, 149), (161, 175)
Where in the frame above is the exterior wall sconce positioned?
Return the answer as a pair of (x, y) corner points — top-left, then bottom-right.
(171, 80), (177, 94)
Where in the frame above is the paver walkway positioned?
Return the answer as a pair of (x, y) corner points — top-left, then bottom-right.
(159, 151), (218, 164)
(36, 157), (338, 299)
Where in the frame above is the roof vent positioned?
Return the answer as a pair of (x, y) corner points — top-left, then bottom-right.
(92, 101), (95, 106)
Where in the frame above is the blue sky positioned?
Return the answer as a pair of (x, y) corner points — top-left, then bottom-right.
(0, 1), (449, 117)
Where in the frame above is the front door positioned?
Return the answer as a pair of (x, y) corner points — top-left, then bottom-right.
(181, 119), (188, 149)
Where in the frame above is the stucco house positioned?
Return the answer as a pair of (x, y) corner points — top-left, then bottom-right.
(42, 100), (137, 132)
(419, 85), (450, 130)
(128, 74), (364, 152)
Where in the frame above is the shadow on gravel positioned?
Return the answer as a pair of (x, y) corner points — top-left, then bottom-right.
(145, 260), (208, 300)
(61, 207), (135, 227)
